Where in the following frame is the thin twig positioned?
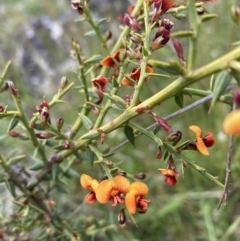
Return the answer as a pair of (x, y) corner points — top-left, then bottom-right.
(107, 94), (213, 155)
(217, 102), (236, 209)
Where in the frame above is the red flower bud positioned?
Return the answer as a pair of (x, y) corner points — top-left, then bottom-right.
(118, 208), (126, 225)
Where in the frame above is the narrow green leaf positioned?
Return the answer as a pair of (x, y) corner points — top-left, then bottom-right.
(29, 162), (45, 171)
(53, 144), (66, 151)
(8, 154), (26, 165)
(84, 55), (103, 65)
(229, 60), (240, 86)
(174, 93), (184, 108)
(209, 70), (232, 112)
(7, 117), (19, 132)
(27, 178), (38, 188)
(163, 150), (169, 162)
(153, 125), (160, 134)
(103, 93), (126, 110)
(55, 183), (68, 193)
(86, 147), (95, 166)
(84, 30), (96, 37)
(124, 125), (135, 147)
(52, 164), (59, 181)
(78, 113), (93, 130)
(5, 179), (16, 197)
(97, 17), (108, 26)
(149, 59), (183, 75)
(201, 14), (218, 23)
(209, 74), (215, 91)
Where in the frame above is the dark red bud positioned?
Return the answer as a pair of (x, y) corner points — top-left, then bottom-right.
(116, 171), (127, 177)
(22, 199), (28, 205)
(63, 140), (71, 149)
(134, 173), (146, 180)
(0, 105), (4, 112)
(124, 14), (141, 31)
(156, 146), (162, 159)
(233, 88), (240, 105)
(57, 117), (64, 132)
(39, 101), (49, 109)
(118, 208), (126, 225)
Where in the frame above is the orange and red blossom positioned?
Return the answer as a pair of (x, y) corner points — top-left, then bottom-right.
(100, 49), (123, 67)
(125, 182), (150, 214)
(158, 168), (179, 186)
(223, 110), (240, 135)
(92, 75), (108, 101)
(96, 176), (130, 206)
(189, 125), (215, 156)
(121, 64), (153, 86)
(80, 174), (99, 204)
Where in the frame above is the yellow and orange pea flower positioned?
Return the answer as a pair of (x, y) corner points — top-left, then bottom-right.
(158, 168), (179, 186)
(80, 174), (99, 204)
(223, 110), (240, 135)
(96, 176), (130, 206)
(189, 125), (215, 156)
(100, 49), (123, 67)
(125, 182), (150, 214)
(121, 64), (153, 86)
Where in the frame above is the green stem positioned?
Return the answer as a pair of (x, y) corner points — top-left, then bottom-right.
(93, 63), (129, 128)
(73, 41), (89, 102)
(83, 2), (109, 55)
(32, 44), (240, 186)
(0, 60), (11, 89)
(163, 143), (224, 188)
(29, 82), (75, 127)
(89, 144), (112, 179)
(11, 92), (48, 163)
(0, 111), (19, 119)
(129, 1), (150, 107)
(128, 122), (163, 146)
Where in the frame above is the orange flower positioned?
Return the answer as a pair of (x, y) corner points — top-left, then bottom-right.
(121, 64), (153, 86)
(96, 176), (130, 206)
(125, 182), (150, 214)
(158, 168), (179, 186)
(223, 110), (240, 135)
(80, 174), (99, 204)
(100, 49), (123, 67)
(189, 125), (215, 156)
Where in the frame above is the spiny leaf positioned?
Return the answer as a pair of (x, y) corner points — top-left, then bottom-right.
(174, 93), (184, 108)
(7, 117), (19, 132)
(86, 147), (95, 166)
(124, 125), (135, 147)
(209, 70), (232, 113)
(78, 113), (93, 130)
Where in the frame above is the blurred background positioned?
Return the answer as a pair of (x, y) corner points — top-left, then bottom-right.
(1, 0), (240, 240)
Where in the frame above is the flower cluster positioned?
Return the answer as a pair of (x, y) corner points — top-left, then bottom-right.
(80, 174), (150, 217)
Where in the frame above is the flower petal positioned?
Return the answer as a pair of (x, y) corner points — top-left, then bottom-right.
(189, 125), (202, 138)
(165, 176), (177, 186)
(203, 133), (215, 147)
(100, 49), (122, 67)
(196, 137), (209, 156)
(96, 179), (112, 204)
(91, 179), (99, 193)
(128, 181), (149, 196)
(84, 191), (97, 204)
(80, 174), (93, 190)
(223, 110), (240, 135)
(125, 191), (137, 214)
(112, 176), (130, 194)
(158, 168), (179, 177)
